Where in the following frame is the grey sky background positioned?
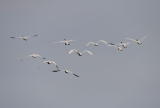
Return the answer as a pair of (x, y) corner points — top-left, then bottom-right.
(0, 0), (160, 108)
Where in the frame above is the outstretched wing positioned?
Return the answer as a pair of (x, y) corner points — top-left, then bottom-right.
(140, 36), (149, 42)
(53, 41), (66, 43)
(66, 70), (80, 77)
(68, 49), (78, 54)
(68, 40), (78, 42)
(82, 50), (93, 55)
(10, 36), (23, 39)
(125, 41), (132, 45)
(39, 61), (47, 68)
(126, 38), (137, 42)
(33, 34), (38, 37)
(98, 40), (107, 44)
(52, 70), (61, 72)
(73, 73), (80, 77)
(108, 44), (118, 48)
(20, 55), (32, 61)
(85, 42), (96, 48)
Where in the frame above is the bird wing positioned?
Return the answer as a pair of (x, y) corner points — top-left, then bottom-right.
(39, 61), (47, 68)
(68, 40), (78, 42)
(68, 49), (78, 54)
(10, 36), (23, 39)
(108, 44), (118, 48)
(26, 34), (38, 38)
(98, 40), (107, 44)
(82, 50), (93, 55)
(65, 70), (80, 77)
(126, 38), (137, 42)
(73, 74), (80, 77)
(140, 36), (149, 41)
(85, 42), (96, 47)
(33, 34), (38, 37)
(52, 70), (61, 72)
(125, 41), (132, 45)
(20, 55), (32, 61)
(53, 41), (66, 43)
(50, 61), (59, 69)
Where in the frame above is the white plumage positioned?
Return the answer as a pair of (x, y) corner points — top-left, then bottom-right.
(69, 49), (93, 56)
(40, 60), (59, 69)
(85, 40), (107, 48)
(10, 34), (38, 41)
(126, 36), (149, 45)
(53, 39), (78, 45)
(108, 44), (122, 51)
(115, 41), (132, 48)
(20, 54), (46, 61)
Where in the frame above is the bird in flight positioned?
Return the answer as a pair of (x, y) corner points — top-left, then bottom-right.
(10, 34), (38, 41)
(53, 39), (78, 45)
(108, 43), (123, 51)
(69, 49), (93, 56)
(114, 41), (132, 48)
(126, 36), (149, 45)
(52, 69), (80, 77)
(85, 40), (107, 48)
(20, 54), (46, 61)
(39, 60), (59, 69)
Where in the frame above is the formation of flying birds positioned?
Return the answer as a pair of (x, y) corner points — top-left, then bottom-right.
(10, 35), (150, 77)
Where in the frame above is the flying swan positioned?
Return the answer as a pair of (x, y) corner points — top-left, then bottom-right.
(69, 49), (93, 56)
(10, 34), (38, 41)
(53, 39), (78, 45)
(85, 40), (107, 48)
(39, 60), (59, 69)
(20, 54), (46, 61)
(126, 36), (149, 45)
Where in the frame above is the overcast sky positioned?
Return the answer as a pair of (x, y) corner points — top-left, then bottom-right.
(0, 0), (160, 108)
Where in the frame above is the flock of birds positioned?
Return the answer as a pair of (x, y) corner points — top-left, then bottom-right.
(10, 35), (150, 77)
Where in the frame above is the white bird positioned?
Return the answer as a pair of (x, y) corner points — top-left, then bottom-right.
(20, 54), (46, 61)
(53, 39), (78, 45)
(10, 34), (38, 41)
(126, 36), (149, 45)
(85, 40), (107, 48)
(40, 60), (59, 69)
(115, 41), (132, 48)
(69, 49), (93, 56)
(108, 44), (122, 51)
(52, 69), (80, 77)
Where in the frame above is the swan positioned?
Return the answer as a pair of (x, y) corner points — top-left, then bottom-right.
(40, 60), (59, 69)
(108, 44), (122, 51)
(53, 39), (78, 45)
(10, 34), (38, 41)
(115, 41), (132, 48)
(69, 49), (93, 56)
(20, 54), (46, 61)
(85, 40), (107, 48)
(52, 69), (80, 77)
(126, 36), (149, 45)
